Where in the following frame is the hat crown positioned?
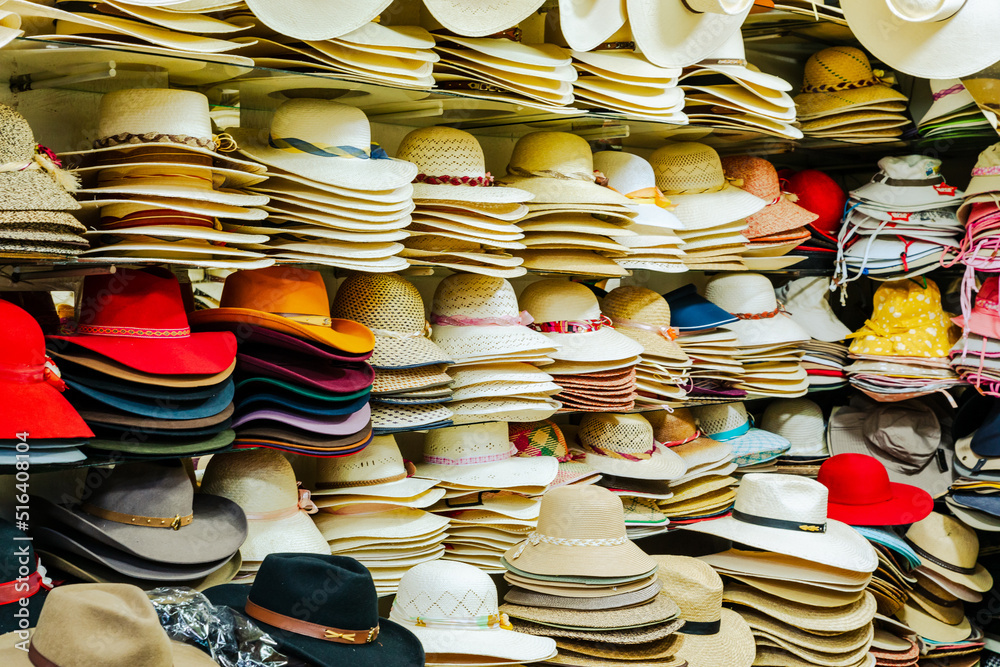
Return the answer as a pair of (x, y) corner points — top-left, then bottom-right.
(316, 435), (406, 485)
(395, 126), (486, 178)
(734, 473), (829, 526)
(887, 0), (965, 22)
(907, 512), (980, 568)
(650, 142), (726, 195)
(73, 268), (193, 337)
(783, 276), (833, 305)
(721, 155), (780, 200)
(269, 99), (373, 154)
(536, 485), (628, 540)
(603, 285), (673, 328)
(82, 460), (195, 520)
(686, 0), (752, 13)
(97, 89), (213, 143)
(592, 151), (656, 194)
(332, 273), (425, 334)
(392, 560), (499, 622)
(0, 300), (46, 370)
(31, 584), (175, 667)
(760, 398), (826, 452)
(519, 279), (602, 325)
(423, 422), (512, 463)
(201, 449), (299, 512)
(220, 266), (332, 318)
(802, 47), (875, 90)
(0, 104), (37, 163)
(694, 402), (750, 438)
(507, 132), (595, 180)
(646, 408), (699, 443)
(818, 453), (893, 506)
(876, 154), (942, 180)
(705, 272), (778, 315)
(973, 143), (1000, 171)
(868, 278), (945, 327)
(700, 29), (747, 61)
(510, 420), (570, 459)
(654, 555), (723, 623)
(578, 413), (655, 457)
(432, 274), (520, 319)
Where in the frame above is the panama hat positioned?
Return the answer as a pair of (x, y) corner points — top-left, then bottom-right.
(759, 398), (827, 457)
(311, 435), (437, 499)
(793, 47), (908, 120)
(705, 272), (810, 347)
(603, 285), (689, 363)
(904, 512), (993, 592)
(627, 0), (752, 68)
(243, 0), (390, 40)
(578, 413), (687, 480)
(683, 473), (878, 573)
(422, 0), (544, 36)
(682, 30), (791, 93)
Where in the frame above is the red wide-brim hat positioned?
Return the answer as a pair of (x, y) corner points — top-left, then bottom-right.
(827, 481), (933, 526)
(47, 331), (237, 377)
(3, 379), (93, 441)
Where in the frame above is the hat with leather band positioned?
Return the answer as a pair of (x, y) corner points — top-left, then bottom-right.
(904, 512), (993, 592)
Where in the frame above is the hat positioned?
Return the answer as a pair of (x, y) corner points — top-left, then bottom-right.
(904, 512), (993, 592)
(721, 156), (817, 240)
(0, 583), (216, 666)
(961, 143), (1000, 206)
(244, 0), (391, 40)
(519, 279), (643, 363)
(603, 286), (688, 363)
(847, 279), (959, 358)
(842, 0), (1000, 78)
(205, 554), (423, 667)
(390, 560), (556, 664)
(776, 277), (852, 342)
(312, 435), (438, 499)
(422, 0), (545, 37)
(331, 273), (452, 370)
(0, 519), (48, 633)
(664, 284), (738, 332)
(189, 267), (374, 356)
(705, 273), (810, 347)
(591, 151), (684, 231)
(793, 47), (908, 119)
(850, 156), (963, 209)
(653, 555), (756, 667)
(682, 473), (878, 573)
(760, 398), (828, 457)
(818, 453), (933, 526)
(783, 170), (847, 241)
(0, 104), (81, 213)
(694, 403), (791, 465)
(645, 408), (731, 460)
(509, 420), (599, 488)
(627, 0), (752, 68)
(578, 413), (687, 480)
(504, 485), (657, 578)
(228, 99), (417, 192)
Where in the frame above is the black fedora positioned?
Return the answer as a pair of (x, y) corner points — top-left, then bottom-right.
(204, 553), (423, 667)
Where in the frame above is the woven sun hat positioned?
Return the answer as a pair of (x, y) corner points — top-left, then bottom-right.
(720, 155), (818, 240)
(227, 99), (416, 191)
(509, 420), (600, 488)
(649, 142), (767, 230)
(793, 47), (908, 120)
(904, 512), (993, 592)
(310, 435), (438, 499)
(850, 156), (963, 210)
(760, 398), (828, 457)
(395, 126), (532, 205)
(683, 473), (878, 573)
(775, 277), (852, 342)
(503, 485), (657, 578)
(592, 151), (683, 231)
(645, 408), (731, 462)
(577, 413), (687, 481)
(818, 453), (933, 526)
(846, 279), (959, 359)
(242, 0), (390, 39)
(200, 449), (330, 564)
(414, 421), (559, 489)
(519, 279), (644, 363)
(627, 0), (752, 68)
(602, 285), (689, 363)
(894, 600), (971, 643)
(653, 555), (756, 667)
(422, 0), (544, 37)
(0, 103), (80, 215)
(498, 132), (633, 207)
(331, 273), (452, 370)
(704, 272), (810, 347)
(390, 560), (556, 665)
(693, 402), (791, 466)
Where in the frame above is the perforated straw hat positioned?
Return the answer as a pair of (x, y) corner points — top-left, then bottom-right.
(311, 435), (438, 499)
(603, 285), (689, 363)
(761, 398), (828, 456)
(578, 413), (687, 480)
(694, 402), (791, 465)
(705, 272), (810, 347)
(627, 0), (753, 68)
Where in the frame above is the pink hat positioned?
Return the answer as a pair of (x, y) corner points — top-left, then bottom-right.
(953, 275), (1000, 340)
(721, 156), (818, 240)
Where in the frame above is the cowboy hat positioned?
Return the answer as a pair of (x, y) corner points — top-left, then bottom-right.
(627, 0), (752, 68)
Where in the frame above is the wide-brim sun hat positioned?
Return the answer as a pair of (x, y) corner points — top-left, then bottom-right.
(244, 0), (392, 40)
(422, 0), (545, 37)
(818, 453), (933, 526)
(578, 413), (688, 481)
(793, 46), (908, 119)
(704, 272), (811, 347)
(627, 0), (752, 68)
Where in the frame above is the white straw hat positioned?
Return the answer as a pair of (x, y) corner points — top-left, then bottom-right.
(682, 31), (792, 94)
(244, 0), (392, 40)
(627, 0), (753, 68)
(761, 398), (828, 457)
(311, 435), (439, 499)
(557, 0), (626, 52)
(578, 413), (687, 480)
(422, 0), (545, 37)
(593, 151), (684, 231)
(705, 272), (810, 347)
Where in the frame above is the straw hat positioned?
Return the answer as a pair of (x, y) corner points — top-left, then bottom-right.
(793, 47), (908, 119)
(721, 156), (817, 240)
(422, 0), (545, 37)
(760, 398), (827, 456)
(592, 151), (683, 230)
(603, 285), (688, 363)
(519, 279), (644, 363)
(894, 600), (971, 643)
(0, 104), (79, 214)
(627, 0), (752, 68)
(904, 512), (993, 592)
(578, 413), (687, 480)
(311, 435), (438, 499)
(724, 585), (878, 634)
(228, 99), (417, 191)
(683, 473), (878, 573)
(705, 272), (810, 347)
(243, 0), (390, 40)
(200, 449), (330, 563)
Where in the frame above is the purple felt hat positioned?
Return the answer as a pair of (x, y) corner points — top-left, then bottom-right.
(234, 424), (373, 449)
(236, 351), (374, 394)
(238, 325), (373, 363)
(232, 403), (371, 435)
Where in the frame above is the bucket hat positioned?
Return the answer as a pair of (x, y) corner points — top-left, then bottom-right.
(721, 155), (817, 240)
(390, 560), (556, 664)
(694, 402), (791, 466)
(663, 284), (738, 332)
(818, 453), (933, 526)
(904, 512), (993, 592)
(577, 413), (687, 481)
(683, 473), (878, 573)
(776, 277), (852, 342)
(312, 435), (438, 499)
(705, 272), (810, 347)
(847, 279), (959, 358)
(205, 553), (424, 667)
(793, 47), (907, 120)
(627, 0), (752, 68)
(850, 156), (963, 210)
(760, 398), (828, 457)
(602, 286), (688, 363)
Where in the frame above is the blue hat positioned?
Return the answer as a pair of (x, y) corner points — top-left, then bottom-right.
(971, 400), (1000, 457)
(853, 526), (921, 568)
(663, 284), (737, 332)
(65, 378), (234, 420)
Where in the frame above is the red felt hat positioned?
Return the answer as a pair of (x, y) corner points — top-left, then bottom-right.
(818, 453), (933, 526)
(47, 268), (236, 376)
(784, 170), (846, 242)
(0, 301), (93, 440)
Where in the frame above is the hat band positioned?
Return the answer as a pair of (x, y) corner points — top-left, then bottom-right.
(505, 164), (598, 183)
(0, 143), (78, 192)
(871, 172), (945, 188)
(972, 166), (1000, 177)
(268, 135), (389, 160)
(801, 76), (881, 94)
(79, 503), (194, 530)
(100, 209), (216, 230)
(28, 642), (60, 667)
(74, 323), (191, 339)
(706, 421), (750, 441)
(933, 83), (966, 100)
(372, 324), (431, 339)
(244, 487), (318, 521)
(413, 173), (495, 187)
(609, 316), (678, 340)
(699, 58), (748, 67)
(94, 132), (222, 151)
(527, 315), (611, 334)
(904, 538), (978, 575)
(593, 40), (636, 50)
(272, 312), (335, 327)
(511, 531), (629, 559)
(424, 443), (517, 466)
(316, 470), (407, 489)
(0, 569), (43, 605)
(663, 431), (702, 447)
(732, 305), (783, 320)
(731, 508), (827, 533)
(581, 441), (656, 462)
(912, 583), (961, 608)
(0, 357), (66, 391)
(392, 611), (513, 631)
(679, 619), (722, 635)
(437, 80), (514, 96)
(244, 599), (380, 645)
(431, 311), (533, 327)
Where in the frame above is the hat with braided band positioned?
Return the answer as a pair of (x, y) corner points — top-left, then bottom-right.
(793, 46), (907, 120)
(578, 412), (687, 481)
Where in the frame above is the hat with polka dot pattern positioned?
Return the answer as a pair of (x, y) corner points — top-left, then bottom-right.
(847, 278), (959, 358)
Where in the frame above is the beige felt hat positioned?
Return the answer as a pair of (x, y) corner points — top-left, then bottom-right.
(578, 413), (687, 480)
(904, 512), (993, 592)
(603, 285), (689, 363)
(627, 0), (752, 68)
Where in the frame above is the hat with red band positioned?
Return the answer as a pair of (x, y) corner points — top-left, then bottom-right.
(818, 453), (933, 526)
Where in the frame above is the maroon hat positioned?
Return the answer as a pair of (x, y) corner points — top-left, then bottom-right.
(236, 351), (374, 394)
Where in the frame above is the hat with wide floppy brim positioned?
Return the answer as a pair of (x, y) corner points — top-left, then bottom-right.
(627, 0), (752, 68)
(817, 453), (933, 526)
(64, 377), (233, 419)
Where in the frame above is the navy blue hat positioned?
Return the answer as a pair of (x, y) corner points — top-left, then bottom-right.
(970, 399), (1000, 457)
(663, 284), (737, 332)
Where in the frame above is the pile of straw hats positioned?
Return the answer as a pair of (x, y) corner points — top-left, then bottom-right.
(0, 104), (88, 260)
(499, 132), (636, 277)
(776, 277), (851, 392)
(62, 89), (272, 269)
(951, 276), (1000, 393)
(190, 267), (375, 456)
(33, 459), (246, 589)
(500, 485), (687, 667)
(415, 421), (558, 572)
(706, 272), (811, 398)
(761, 398), (830, 476)
(794, 47), (910, 145)
(917, 79), (996, 142)
(688, 474), (880, 667)
(48, 268), (239, 460)
(693, 402), (791, 473)
(226, 99), (417, 272)
(520, 279), (643, 411)
(331, 273), (455, 432)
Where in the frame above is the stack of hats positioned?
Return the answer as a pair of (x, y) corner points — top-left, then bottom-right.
(32, 459), (246, 589)
(500, 485), (687, 667)
(499, 131), (635, 277)
(394, 126), (532, 276)
(646, 408), (738, 526)
(706, 272), (811, 399)
(226, 99), (417, 272)
(603, 285), (692, 404)
(593, 151), (687, 275)
(429, 273), (561, 423)
(686, 474), (880, 667)
(190, 267), (375, 456)
(0, 104), (88, 261)
(845, 279), (962, 402)
(47, 268), (238, 460)
(794, 46), (910, 145)
(681, 32), (801, 140)
(415, 422), (558, 572)
(693, 403), (791, 474)
(576, 413), (686, 538)
(776, 277), (852, 392)
(62, 89), (271, 269)
(947, 399), (1000, 523)
(781, 169), (849, 272)
(665, 284), (746, 401)
(331, 273), (455, 433)
(918, 79), (995, 142)
(310, 436), (449, 596)
(762, 398), (830, 477)
(952, 144), (1000, 286)
(509, 419), (601, 490)
(650, 142), (767, 271)
(836, 156), (963, 283)
(519, 279), (643, 412)
(950, 275), (1000, 395)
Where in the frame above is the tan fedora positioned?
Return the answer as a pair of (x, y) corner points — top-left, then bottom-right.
(904, 512), (993, 592)
(724, 585), (878, 634)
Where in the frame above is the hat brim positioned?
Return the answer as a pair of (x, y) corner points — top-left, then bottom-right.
(237, 353), (374, 394)
(793, 85), (907, 119)
(65, 378), (233, 420)
(412, 182), (533, 204)
(0, 379), (93, 440)
(667, 185), (767, 230)
(745, 199), (818, 239)
(540, 327), (644, 364)
(584, 445), (687, 481)
(725, 313), (810, 347)
(498, 175), (633, 206)
(414, 456), (558, 489)
(47, 330), (236, 376)
(826, 482), (933, 526)
(894, 603), (971, 643)
(404, 622), (556, 663)
(431, 324), (556, 362)
(84, 429), (235, 457)
(626, 0), (749, 67)
(188, 309), (374, 355)
(233, 404), (371, 436)
(502, 537), (656, 579)
(38, 548), (241, 591)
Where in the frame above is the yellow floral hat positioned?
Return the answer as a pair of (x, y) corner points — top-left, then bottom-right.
(848, 279), (959, 358)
